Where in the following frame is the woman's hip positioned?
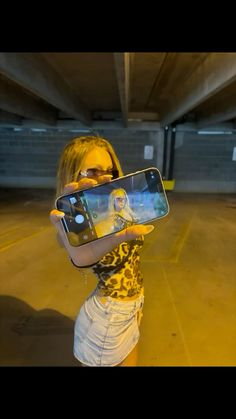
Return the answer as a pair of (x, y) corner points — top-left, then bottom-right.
(73, 291), (144, 366)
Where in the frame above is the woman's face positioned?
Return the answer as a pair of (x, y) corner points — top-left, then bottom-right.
(114, 193), (126, 211)
(80, 147), (114, 180)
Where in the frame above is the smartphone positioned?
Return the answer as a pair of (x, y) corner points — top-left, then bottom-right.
(55, 167), (169, 247)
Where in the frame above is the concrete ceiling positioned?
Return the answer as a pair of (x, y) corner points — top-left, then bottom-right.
(1, 52), (236, 130)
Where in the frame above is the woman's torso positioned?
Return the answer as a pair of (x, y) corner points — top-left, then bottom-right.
(91, 236), (144, 300)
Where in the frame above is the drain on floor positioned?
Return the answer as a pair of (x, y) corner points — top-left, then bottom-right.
(12, 315), (73, 336)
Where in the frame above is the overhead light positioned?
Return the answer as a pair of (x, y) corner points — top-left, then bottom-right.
(197, 130), (233, 135)
(68, 129), (91, 133)
(31, 128), (47, 132)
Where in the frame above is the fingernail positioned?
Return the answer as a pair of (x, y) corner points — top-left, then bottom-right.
(145, 225), (154, 233)
(57, 213), (65, 218)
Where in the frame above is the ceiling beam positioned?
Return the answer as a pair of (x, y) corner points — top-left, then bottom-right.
(0, 53), (91, 126)
(130, 52), (167, 109)
(197, 101), (236, 128)
(114, 53), (130, 127)
(160, 53), (236, 127)
(92, 111), (122, 121)
(0, 78), (57, 124)
(0, 109), (22, 125)
(128, 112), (159, 121)
(18, 119), (161, 132)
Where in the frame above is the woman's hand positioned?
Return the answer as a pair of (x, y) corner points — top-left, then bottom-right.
(50, 175), (112, 260)
(51, 175), (113, 227)
(50, 179), (96, 242)
(120, 224), (154, 240)
(50, 177), (155, 266)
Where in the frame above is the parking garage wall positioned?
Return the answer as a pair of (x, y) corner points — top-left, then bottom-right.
(174, 131), (236, 192)
(1, 128), (236, 192)
(0, 128), (160, 189)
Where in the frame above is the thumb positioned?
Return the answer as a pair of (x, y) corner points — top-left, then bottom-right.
(142, 225), (155, 235)
(50, 209), (65, 227)
(122, 224), (155, 241)
(97, 174), (113, 184)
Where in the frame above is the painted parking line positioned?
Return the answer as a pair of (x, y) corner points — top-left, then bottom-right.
(161, 266), (193, 366)
(144, 210), (197, 263)
(0, 226), (52, 253)
(168, 217), (194, 263)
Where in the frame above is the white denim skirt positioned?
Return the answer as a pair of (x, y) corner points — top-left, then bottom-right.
(73, 291), (144, 367)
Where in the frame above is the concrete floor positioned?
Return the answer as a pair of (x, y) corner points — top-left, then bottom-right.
(0, 188), (236, 366)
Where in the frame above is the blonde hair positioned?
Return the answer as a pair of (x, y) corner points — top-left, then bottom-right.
(108, 188), (129, 212)
(108, 188), (136, 221)
(56, 136), (123, 197)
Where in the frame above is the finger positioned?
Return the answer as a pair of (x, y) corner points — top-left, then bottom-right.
(77, 178), (98, 189)
(50, 209), (65, 226)
(140, 225), (155, 235)
(62, 179), (98, 195)
(96, 174), (113, 184)
(131, 224), (155, 236)
(63, 182), (80, 194)
(125, 224), (155, 240)
(49, 210), (69, 246)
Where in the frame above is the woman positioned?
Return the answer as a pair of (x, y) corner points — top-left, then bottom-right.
(107, 188), (138, 232)
(50, 136), (154, 366)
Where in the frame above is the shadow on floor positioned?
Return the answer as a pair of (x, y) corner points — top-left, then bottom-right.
(0, 295), (82, 366)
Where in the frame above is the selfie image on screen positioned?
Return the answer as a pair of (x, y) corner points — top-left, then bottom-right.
(57, 169), (169, 246)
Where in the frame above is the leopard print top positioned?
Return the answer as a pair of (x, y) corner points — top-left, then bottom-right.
(91, 236), (144, 299)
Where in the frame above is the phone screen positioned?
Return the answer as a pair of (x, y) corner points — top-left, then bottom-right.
(56, 167), (169, 246)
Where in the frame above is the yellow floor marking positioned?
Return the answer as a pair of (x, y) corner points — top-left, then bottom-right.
(0, 225), (22, 237)
(0, 226), (52, 253)
(162, 266), (192, 366)
(169, 215), (195, 263)
(144, 211), (197, 263)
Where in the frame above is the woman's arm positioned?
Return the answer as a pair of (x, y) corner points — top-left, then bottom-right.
(50, 179), (154, 267)
(51, 209), (154, 266)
